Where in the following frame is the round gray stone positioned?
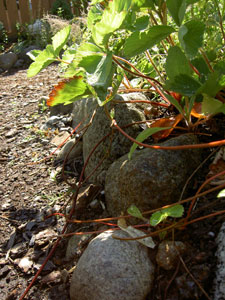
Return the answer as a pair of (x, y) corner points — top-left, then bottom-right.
(70, 230), (154, 300)
(105, 134), (202, 217)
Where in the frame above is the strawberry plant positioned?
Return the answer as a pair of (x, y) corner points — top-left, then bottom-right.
(27, 0), (225, 140)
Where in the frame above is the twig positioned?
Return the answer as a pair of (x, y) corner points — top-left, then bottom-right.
(179, 148), (218, 201)
(178, 254), (211, 300)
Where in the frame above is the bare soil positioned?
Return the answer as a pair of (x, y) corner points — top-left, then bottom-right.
(0, 64), (225, 300)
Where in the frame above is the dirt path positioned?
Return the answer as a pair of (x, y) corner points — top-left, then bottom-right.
(0, 65), (72, 299)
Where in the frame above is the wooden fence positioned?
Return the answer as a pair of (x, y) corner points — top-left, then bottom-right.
(0, 0), (83, 37)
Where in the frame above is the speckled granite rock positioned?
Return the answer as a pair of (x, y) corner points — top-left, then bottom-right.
(0, 52), (17, 70)
(72, 93), (151, 184)
(214, 222), (225, 300)
(105, 134), (202, 216)
(70, 230), (154, 300)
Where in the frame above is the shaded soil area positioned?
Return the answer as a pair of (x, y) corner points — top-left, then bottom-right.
(0, 64), (225, 300)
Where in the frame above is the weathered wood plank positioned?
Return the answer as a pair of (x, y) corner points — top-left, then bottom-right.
(19, 0), (31, 24)
(6, 0), (20, 34)
(0, 0), (10, 31)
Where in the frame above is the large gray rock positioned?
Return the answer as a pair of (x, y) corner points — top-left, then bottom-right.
(0, 52), (18, 70)
(70, 230), (154, 300)
(105, 134), (202, 217)
(72, 93), (150, 184)
(213, 222), (225, 300)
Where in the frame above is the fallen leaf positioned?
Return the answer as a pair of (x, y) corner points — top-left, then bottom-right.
(149, 114), (183, 141)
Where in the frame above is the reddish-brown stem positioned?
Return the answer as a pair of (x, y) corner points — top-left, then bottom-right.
(186, 169), (225, 221)
(66, 183), (225, 225)
(112, 55), (163, 87)
(112, 119), (225, 150)
(112, 99), (169, 108)
(112, 209), (225, 241)
(200, 49), (214, 72)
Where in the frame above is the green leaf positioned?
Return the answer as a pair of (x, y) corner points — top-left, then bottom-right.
(61, 47), (76, 64)
(217, 189), (225, 198)
(150, 211), (166, 226)
(178, 20), (205, 58)
(100, 70), (123, 106)
(87, 52), (113, 87)
(127, 204), (145, 220)
(167, 0), (186, 26)
(76, 43), (104, 73)
(166, 205), (184, 218)
(191, 57), (210, 77)
(92, 0), (132, 46)
(124, 25), (175, 58)
(132, 0), (155, 9)
(201, 94), (225, 116)
(27, 45), (56, 78)
(128, 127), (170, 159)
(132, 15), (149, 31)
(186, 0), (199, 4)
(197, 72), (225, 97)
(87, 5), (102, 30)
(165, 74), (201, 96)
(163, 93), (184, 116)
(52, 25), (71, 56)
(47, 75), (91, 106)
(26, 49), (42, 61)
(150, 204), (184, 226)
(166, 46), (192, 80)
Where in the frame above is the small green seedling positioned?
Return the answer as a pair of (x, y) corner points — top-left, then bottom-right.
(150, 204), (184, 226)
(127, 204), (147, 221)
(127, 203), (184, 226)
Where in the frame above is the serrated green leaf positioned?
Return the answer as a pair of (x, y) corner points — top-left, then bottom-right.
(166, 46), (192, 80)
(127, 204), (145, 220)
(124, 25), (175, 58)
(165, 74), (201, 96)
(87, 5), (102, 30)
(167, 0), (186, 26)
(52, 25), (71, 56)
(47, 76), (91, 106)
(27, 45), (56, 78)
(128, 127), (170, 159)
(217, 189), (225, 198)
(92, 0), (132, 46)
(178, 20), (205, 58)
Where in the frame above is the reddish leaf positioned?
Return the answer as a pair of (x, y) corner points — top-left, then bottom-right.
(191, 102), (203, 118)
(150, 114), (183, 141)
(170, 91), (182, 102)
(47, 76), (89, 106)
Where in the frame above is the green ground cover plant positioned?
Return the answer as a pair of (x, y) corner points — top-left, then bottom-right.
(27, 0), (225, 129)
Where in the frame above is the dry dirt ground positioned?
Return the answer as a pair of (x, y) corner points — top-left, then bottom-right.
(0, 63), (225, 300)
